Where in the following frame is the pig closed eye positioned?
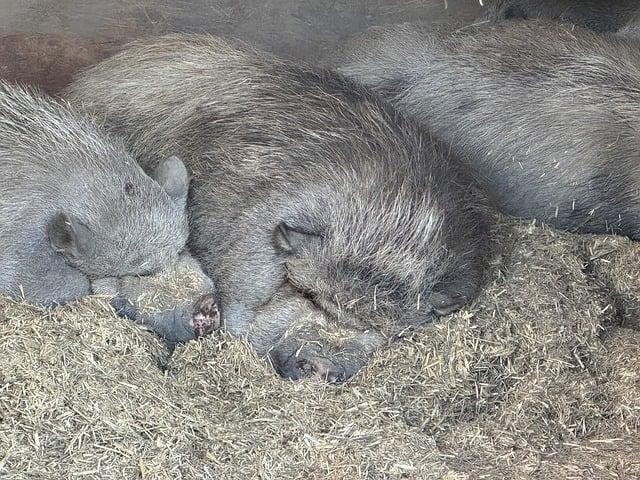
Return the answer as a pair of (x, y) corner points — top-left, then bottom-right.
(301, 289), (318, 303)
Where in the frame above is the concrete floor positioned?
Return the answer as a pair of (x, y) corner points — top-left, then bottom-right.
(0, 1), (484, 95)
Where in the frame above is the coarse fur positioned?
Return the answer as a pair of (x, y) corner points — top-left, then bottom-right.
(64, 34), (493, 381)
(334, 20), (640, 238)
(481, 0), (640, 33)
(618, 10), (640, 39)
(0, 81), (189, 305)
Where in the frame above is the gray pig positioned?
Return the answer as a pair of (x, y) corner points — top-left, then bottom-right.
(0, 81), (189, 306)
(334, 21), (640, 238)
(481, 0), (640, 33)
(64, 34), (493, 382)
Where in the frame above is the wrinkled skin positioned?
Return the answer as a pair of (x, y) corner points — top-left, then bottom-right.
(334, 20), (640, 239)
(0, 81), (189, 306)
(94, 251), (221, 346)
(65, 34), (494, 382)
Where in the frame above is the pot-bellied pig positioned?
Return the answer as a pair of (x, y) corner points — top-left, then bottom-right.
(334, 21), (640, 238)
(0, 81), (189, 306)
(481, 0), (640, 33)
(64, 34), (494, 382)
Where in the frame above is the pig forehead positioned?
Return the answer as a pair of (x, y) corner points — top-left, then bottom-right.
(92, 199), (181, 225)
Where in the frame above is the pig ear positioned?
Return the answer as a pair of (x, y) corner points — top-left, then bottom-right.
(273, 222), (322, 254)
(154, 156), (189, 208)
(427, 291), (466, 316)
(48, 212), (94, 259)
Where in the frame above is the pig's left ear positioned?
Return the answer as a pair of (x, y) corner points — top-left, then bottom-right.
(273, 222), (322, 255)
(48, 212), (95, 260)
(154, 155), (189, 209)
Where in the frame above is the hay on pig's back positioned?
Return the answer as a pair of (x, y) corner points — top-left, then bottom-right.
(1, 218), (639, 479)
(123, 262), (210, 313)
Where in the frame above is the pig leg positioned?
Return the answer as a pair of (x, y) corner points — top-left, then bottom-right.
(93, 276), (220, 345)
(255, 295), (386, 384)
(212, 229), (289, 337)
(190, 293), (221, 337)
(110, 293), (220, 345)
(239, 283), (388, 383)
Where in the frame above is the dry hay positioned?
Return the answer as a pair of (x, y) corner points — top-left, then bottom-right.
(1, 218), (640, 479)
(118, 254), (214, 315)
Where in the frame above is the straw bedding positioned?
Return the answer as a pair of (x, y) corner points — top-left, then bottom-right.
(1, 218), (639, 479)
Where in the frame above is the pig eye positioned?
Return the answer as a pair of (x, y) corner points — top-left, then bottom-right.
(124, 182), (135, 196)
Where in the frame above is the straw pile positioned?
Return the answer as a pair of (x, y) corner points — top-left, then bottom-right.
(1, 218), (639, 479)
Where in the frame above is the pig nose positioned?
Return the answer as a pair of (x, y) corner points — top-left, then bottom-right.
(303, 356), (346, 384)
(270, 346), (347, 383)
(191, 293), (221, 337)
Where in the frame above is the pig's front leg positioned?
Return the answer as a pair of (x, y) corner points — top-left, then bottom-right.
(110, 293), (220, 346)
(90, 276), (119, 296)
(269, 326), (386, 383)
(243, 286), (387, 383)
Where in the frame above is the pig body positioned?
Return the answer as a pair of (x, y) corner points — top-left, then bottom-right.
(0, 81), (189, 306)
(65, 34), (493, 381)
(334, 21), (640, 238)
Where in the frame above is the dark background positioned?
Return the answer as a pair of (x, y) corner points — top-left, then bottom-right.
(0, 0), (483, 93)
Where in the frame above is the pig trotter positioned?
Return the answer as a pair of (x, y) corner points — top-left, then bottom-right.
(191, 293), (221, 338)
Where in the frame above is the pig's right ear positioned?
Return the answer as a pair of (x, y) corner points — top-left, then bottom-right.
(273, 222), (322, 255)
(48, 212), (94, 260)
(154, 156), (189, 209)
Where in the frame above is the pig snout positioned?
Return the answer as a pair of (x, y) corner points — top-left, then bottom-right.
(269, 343), (347, 384)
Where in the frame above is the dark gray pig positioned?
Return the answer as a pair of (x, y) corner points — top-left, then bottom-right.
(0, 81), (189, 306)
(64, 34), (493, 382)
(334, 21), (640, 238)
(481, 0), (640, 33)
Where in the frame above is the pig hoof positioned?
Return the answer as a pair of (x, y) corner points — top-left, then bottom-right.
(191, 293), (221, 338)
